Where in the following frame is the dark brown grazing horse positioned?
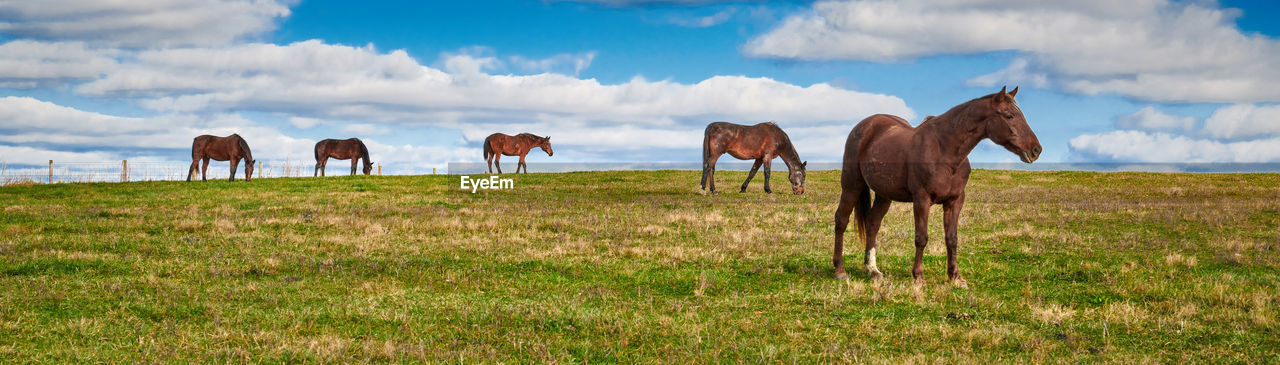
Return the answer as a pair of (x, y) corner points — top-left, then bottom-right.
(701, 121), (807, 194)
(483, 133), (552, 174)
(314, 138), (373, 176)
(187, 134), (255, 182)
(832, 87), (1042, 287)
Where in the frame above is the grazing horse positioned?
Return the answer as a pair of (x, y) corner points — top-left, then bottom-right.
(832, 87), (1042, 287)
(483, 133), (552, 174)
(187, 134), (255, 182)
(314, 138), (373, 176)
(701, 121), (807, 194)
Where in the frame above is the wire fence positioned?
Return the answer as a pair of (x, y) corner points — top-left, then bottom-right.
(0, 160), (442, 186)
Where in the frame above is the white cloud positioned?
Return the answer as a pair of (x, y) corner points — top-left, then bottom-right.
(0, 144), (114, 163)
(0, 0), (293, 47)
(508, 51), (597, 76)
(288, 116), (322, 129)
(340, 123), (389, 136)
(667, 8), (736, 28)
(1071, 103), (1280, 162)
(64, 40), (911, 161)
(1069, 130), (1280, 163)
(745, 0), (1280, 103)
(0, 41), (118, 86)
(1203, 104), (1280, 140)
(1115, 106), (1196, 132)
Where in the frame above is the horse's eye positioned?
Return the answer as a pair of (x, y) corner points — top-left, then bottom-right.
(1003, 113), (1014, 120)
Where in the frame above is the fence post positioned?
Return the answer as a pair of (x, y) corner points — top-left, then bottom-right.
(258, 161), (262, 179)
(433, 167), (436, 175)
(378, 165), (381, 176)
(122, 160), (128, 182)
(48, 160), (53, 184)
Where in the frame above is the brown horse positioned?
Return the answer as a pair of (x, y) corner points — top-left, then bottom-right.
(483, 133), (552, 174)
(187, 134), (255, 182)
(314, 138), (373, 176)
(701, 121), (807, 194)
(832, 87), (1041, 287)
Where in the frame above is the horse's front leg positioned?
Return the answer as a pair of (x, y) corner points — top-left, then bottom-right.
(518, 155), (527, 173)
(741, 159), (762, 192)
(762, 160), (773, 194)
(944, 193), (967, 288)
(228, 159), (238, 182)
(911, 197), (933, 286)
(350, 159), (358, 176)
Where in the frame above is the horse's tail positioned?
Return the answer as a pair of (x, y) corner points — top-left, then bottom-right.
(483, 135), (492, 160)
(852, 181), (873, 246)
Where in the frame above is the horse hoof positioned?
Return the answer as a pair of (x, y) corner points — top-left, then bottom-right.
(868, 270), (883, 281)
(834, 271), (849, 281)
(913, 278), (926, 287)
(951, 278), (969, 289)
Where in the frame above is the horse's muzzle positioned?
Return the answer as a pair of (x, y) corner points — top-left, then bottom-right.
(1020, 145), (1042, 163)
(793, 186), (805, 194)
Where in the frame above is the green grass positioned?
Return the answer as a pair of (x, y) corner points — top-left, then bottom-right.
(1, 170), (1278, 362)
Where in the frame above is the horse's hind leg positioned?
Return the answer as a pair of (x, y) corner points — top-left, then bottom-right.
(863, 195), (893, 281)
(201, 158), (210, 181)
(833, 183), (859, 280)
(187, 158), (199, 182)
(494, 155), (502, 174)
(705, 154), (721, 193)
(740, 159), (762, 193)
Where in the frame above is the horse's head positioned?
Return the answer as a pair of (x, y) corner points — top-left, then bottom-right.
(540, 136), (553, 157)
(245, 159), (255, 181)
(363, 160), (374, 175)
(788, 161), (807, 194)
(985, 86), (1042, 163)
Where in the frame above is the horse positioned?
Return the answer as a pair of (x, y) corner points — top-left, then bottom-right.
(832, 87), (1041, 287)
(314, 138), (373, 176)
(483, 133), (552, 174)
(701, 121), (807, 194)
(187, 134), (255, 182)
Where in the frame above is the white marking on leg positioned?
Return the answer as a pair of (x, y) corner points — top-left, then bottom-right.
(866, 247), (878, 272)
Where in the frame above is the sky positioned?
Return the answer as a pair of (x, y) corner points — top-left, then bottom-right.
(1, 0), (1279, 172)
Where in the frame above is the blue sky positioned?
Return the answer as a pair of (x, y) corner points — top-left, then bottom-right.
(1, 0), (1279, 171)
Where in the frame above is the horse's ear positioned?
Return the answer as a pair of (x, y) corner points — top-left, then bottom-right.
(1009, 86), (1018, 97)
(802, 161), (807, 168)
(999, 85), (1007, 95)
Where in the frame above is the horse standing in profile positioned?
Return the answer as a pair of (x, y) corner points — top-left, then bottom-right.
(832, 87), (1042, 287)
(187, 134), (255, 182)
(483, 133), (553, 174)
(314, 138), (373, 176)
(701, 121), (807, 194)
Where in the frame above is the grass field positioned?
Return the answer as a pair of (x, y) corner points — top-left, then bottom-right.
(1, 169), (1278, 362)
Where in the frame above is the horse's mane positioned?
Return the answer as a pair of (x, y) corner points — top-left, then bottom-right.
(516, 133), (547, 142)
(356, 138), (370, 164)
(921, 92), (1006, 129)
(236, 135), (253, 162)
